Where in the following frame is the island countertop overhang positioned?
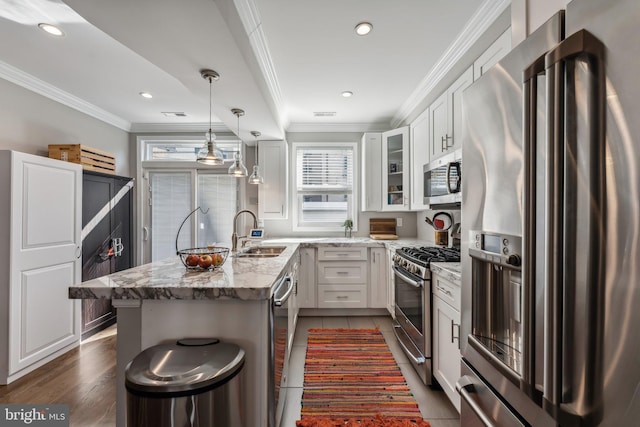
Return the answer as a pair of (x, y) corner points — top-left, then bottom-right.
(69, 243), (301, 301)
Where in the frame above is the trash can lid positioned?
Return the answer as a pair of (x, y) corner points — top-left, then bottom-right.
(125, 339), (245, 395)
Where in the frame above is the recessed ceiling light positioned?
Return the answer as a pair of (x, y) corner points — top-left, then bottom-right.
(139, 92), (153, 99)
(342, 91), (353, 98)
(355, 22), (372, 36)
(313, 112), (337, 117)
(38, 23), (64, 37)
(162, 112), (187, 117)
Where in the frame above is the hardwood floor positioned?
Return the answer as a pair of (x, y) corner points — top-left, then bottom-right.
(0, 326), (117, 427)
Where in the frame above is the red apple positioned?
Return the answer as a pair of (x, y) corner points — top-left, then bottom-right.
(198, 254), (213, 269)
(185, 254), (200, 267)
(211, 253), (224, 267)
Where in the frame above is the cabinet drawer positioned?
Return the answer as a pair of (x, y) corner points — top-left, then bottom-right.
(317, 261), (367, 284)
(433, 274), (461, 311)
(318, 285), (367, 308)
(317, 246), (368, 261)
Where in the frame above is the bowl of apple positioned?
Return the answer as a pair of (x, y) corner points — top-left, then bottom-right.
(178, 247), (229, 271)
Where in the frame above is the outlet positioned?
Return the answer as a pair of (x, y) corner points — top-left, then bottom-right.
(396, 217), (403, 227)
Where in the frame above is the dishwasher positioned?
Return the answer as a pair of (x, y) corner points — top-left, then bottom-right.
(269, 272), (293, 427)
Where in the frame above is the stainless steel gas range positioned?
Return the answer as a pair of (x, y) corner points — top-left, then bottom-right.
(392, 246), (460, 385)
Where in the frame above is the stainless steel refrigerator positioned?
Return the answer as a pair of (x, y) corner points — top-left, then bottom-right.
(459, 0), (640, 425)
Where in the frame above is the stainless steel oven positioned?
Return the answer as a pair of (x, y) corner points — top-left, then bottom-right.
(392, 246), (461, 386)
(393, 263), (430, 384)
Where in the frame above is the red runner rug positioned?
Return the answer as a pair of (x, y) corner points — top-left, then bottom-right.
(296, 328), (430, 427)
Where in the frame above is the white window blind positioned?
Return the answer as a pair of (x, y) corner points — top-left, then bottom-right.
(197, 175), (237, 247)
(293, 144), (357, 231)
(150, 172), (192, 261)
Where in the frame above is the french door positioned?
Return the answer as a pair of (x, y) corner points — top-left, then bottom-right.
(142, 170), (239, 263)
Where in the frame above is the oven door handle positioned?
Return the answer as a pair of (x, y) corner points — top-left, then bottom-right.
(392, 265), (424, 288)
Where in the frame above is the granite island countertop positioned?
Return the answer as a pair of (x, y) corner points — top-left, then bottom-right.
(69, 243), (300, 301)
(69, 238), (441, 302)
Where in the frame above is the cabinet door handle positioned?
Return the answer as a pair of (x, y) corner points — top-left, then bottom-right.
(336, 295), (349, 299)
(436, 285), (452, 296)
(451, 320), (461, 349)
(143, 226), (149, 241)
(336, 271), (349, 275)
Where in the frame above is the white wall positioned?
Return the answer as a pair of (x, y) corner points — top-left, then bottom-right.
(0, 78), (131, 177)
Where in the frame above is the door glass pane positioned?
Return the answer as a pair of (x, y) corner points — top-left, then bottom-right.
(197, 175), (237, 247)
(150, 172), (192, 261)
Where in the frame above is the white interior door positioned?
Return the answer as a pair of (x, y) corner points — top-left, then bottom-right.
(9, 152), (81, 376)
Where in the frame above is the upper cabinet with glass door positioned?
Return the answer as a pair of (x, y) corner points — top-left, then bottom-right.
(381, 126), (409, 211)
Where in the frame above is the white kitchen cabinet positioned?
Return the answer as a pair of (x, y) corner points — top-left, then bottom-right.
(316, 245), (368, 309)
(361, 132), (382, 212)
(386, 247), (395, 316)
(0, 151), (82, 384)
(258, 140), (288, 220)
(369, 248), (388, 308)
(429, 66), (474, 161)
(473, 28), (511, 80)
(432, 272), (461, 412)
(410, 108), (430, 210)
(297, 247), (316, 308)
(381, 126), (410, 211)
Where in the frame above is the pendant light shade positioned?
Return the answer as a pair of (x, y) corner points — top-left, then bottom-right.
(196, 69), (224, 165)
(228, 108), (248, 177)
(248, 131), (264, 184)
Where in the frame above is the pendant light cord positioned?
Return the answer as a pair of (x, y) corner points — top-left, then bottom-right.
(208, 76), (212, 135)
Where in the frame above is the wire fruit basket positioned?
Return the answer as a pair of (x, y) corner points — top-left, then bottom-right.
(178, 247), (229, 270)
(175, 207), (229, 271)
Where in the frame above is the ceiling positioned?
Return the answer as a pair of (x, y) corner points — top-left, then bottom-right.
(0, 0), (506, 142)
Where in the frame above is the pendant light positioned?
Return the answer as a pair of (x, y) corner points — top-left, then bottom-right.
(196, 69), (224, 165)
(228, 108), (248, 177)
(247, 131), (264, 184)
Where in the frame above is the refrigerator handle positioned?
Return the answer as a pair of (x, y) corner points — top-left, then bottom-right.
(521, 53), (546, 402)
(543, 29), (606, 426)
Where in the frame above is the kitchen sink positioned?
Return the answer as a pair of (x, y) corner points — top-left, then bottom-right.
(234, 246), (287, 258)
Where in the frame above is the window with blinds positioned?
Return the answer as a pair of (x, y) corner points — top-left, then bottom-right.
(293, 143), (357, 231)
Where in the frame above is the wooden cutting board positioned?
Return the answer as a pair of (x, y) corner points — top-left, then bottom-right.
(369, 218), (397, 240)
(370, 234), (398, 240)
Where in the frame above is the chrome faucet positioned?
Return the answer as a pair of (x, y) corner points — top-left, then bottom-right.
(232, 209), (258, 252)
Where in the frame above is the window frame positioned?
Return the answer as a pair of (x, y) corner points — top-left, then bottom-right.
(291, 142), (358, 233)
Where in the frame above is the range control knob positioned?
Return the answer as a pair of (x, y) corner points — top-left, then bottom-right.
(415, 267), (423, 276)
(507, 254), (522, 267)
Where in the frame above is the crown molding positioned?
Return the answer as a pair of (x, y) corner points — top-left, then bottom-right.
(130, 122), (230, 134)
(0, 59), (131, 132)
(391, 0), (511, 128)
(287, 122), (391, 133)
(235, 0), (285, 119)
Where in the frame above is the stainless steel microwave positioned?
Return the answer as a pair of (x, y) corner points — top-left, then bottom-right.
(423, 150), (461, 207)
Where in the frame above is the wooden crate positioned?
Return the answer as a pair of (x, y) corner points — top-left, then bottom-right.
(48, 144), (116, 174)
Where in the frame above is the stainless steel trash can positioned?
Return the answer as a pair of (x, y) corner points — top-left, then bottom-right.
(125, 338), (245, 427)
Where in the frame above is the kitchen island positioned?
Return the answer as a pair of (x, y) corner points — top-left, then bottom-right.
(69, 243), (300, 427)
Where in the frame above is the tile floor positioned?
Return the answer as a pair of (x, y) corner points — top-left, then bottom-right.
(280, 315), (460, 427)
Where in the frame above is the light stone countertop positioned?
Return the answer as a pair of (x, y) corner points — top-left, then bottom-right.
(430, 262), (462, 285)
(68, 237), (439, 301)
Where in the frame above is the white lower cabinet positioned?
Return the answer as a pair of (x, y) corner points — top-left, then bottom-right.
(298, 247), (317, 308)
(369, 248), (388, 308)
(298, 245), (393, 311)
(432, 272), (461, 412)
